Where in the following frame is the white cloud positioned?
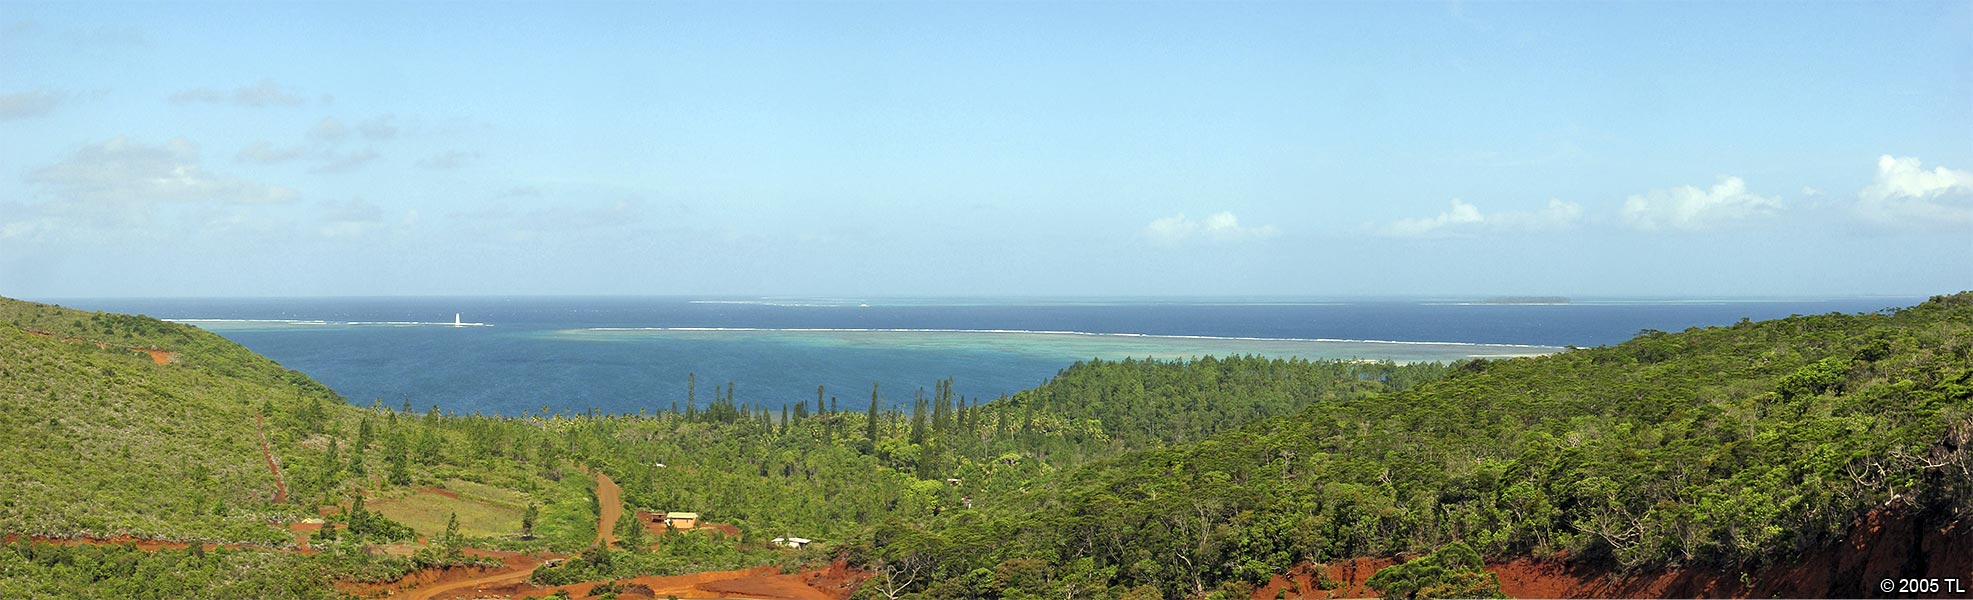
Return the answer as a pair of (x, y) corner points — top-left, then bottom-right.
(417, 150), (480, 170)
(1144, 211), (1278, 244)
(1856, 155), (1973, 228)
(170, 79), (307, 108)
(28, 137), (297, 207)
(355, 115), (398, 141)
(309, 115), (397, 143)
(0, 90), (65, 120)
(229, 116), (392, 173)
(311, 149), (380, 174)
(1621, 176), (1780, 231)
(6, 137), (298, 241)
(317, 198), (388, 238)
(1382, 198), (1582, 238)
(309, 117), (350, 142)
(236, 140), (306, 164)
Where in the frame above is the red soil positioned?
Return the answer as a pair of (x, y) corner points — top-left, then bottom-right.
(1252, 557), (1398, 600)
(23, 329), (173, 364)
(340, 549), (549, 600)
(1255, 503), (1973, 599)
(256, 412), (289, 504)
(591, 468), (622, 549)
(1, 462), (856, 600)
(799, 558), (865, 599)
(700, 521), (743, 537)
(138, 348), (173, 365)
(514, 565), (851, 600)
(289, 521), (322, 553)
(635, 510), (665, 535)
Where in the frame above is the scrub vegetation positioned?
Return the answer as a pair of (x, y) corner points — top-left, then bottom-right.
(2, 293), (1969, 599)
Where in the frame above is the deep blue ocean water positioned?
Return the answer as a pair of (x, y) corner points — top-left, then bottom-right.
(37, 296), (1923, 416)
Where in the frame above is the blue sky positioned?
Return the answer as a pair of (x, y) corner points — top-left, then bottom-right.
(2, 1), (1969, 298)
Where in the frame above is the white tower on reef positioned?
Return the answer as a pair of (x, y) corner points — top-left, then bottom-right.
(453, 313), (463, 327)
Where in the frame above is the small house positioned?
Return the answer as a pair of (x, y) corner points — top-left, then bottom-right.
(664, 511), (699, 530)
(771, 536), (812, 549)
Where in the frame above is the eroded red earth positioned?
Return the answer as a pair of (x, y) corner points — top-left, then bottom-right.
(1256, 503), (1973, 599)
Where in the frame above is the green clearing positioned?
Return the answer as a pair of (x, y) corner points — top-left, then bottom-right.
(365, 488), (523, 540)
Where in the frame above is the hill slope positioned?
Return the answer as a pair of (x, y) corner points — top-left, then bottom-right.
(0, 305), (319, 544)
(861, 293), (1973, 599)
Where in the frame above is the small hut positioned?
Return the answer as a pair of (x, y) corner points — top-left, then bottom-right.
(664, 511), (699, 530)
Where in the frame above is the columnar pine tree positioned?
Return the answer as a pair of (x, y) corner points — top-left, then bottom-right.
(866, 384), (880, 443)
(520, 503), (539, 540)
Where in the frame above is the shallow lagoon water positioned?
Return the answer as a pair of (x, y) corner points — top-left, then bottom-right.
(42, 296), (1920, 416)
(556, 327), (1556, 363)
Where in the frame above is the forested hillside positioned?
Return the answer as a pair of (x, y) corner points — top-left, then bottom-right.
(852, 293), (1973, 599)
(0, 309), (322, 544)
(9, 293), (1963, 599)
(570, 357), (1448, 544)
(0, 296), (1439, 596)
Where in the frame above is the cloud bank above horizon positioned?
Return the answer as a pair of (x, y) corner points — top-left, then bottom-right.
(1, 2), (1969, 298)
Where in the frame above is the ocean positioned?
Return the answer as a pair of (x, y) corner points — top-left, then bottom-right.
(38, 296), (1921, 416)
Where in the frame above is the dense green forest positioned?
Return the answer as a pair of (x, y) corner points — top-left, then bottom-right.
(845, 294), (1973, 599)
(3, 293), (1969, 599)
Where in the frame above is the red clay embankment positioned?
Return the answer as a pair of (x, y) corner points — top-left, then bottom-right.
(1256, 503), (1973, 599)
(516, 565), (850, 600)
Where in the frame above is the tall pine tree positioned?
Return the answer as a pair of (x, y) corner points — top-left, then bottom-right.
(866, 383), (880, 443)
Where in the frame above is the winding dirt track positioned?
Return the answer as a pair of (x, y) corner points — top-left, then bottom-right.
(388, 465), (623, 599)
(392, 557), (543, 600)
(592, 468), (622, 549)
(11, 463), (853, 600)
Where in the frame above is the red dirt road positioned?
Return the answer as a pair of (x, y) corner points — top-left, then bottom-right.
(398, 554), (545, 600)
(6, 462), (854, 600)
(590, 468), (622, 549)
(517, 566), (845, 600)
(255, 412), (288, 504)
(336, 550), (548, 600)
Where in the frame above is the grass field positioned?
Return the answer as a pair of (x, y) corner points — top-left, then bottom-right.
(366, 484), (524, 540)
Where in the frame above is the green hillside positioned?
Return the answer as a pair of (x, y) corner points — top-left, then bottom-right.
(9, 293), (1965, 599)
(0, 297), (597, 597)
(0, 308), (310, 544)
(858, 293), (1973, 599)
(1, 296), (1431, 596)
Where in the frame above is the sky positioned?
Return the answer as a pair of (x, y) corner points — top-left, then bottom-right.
(1, 1), (1970, 299)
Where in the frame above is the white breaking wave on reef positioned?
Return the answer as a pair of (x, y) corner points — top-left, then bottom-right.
(165, 318), (335, 325)
(688, 299), (865, 308)
(166, 318), (491, 327)
(575, 326), (1560, 350)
